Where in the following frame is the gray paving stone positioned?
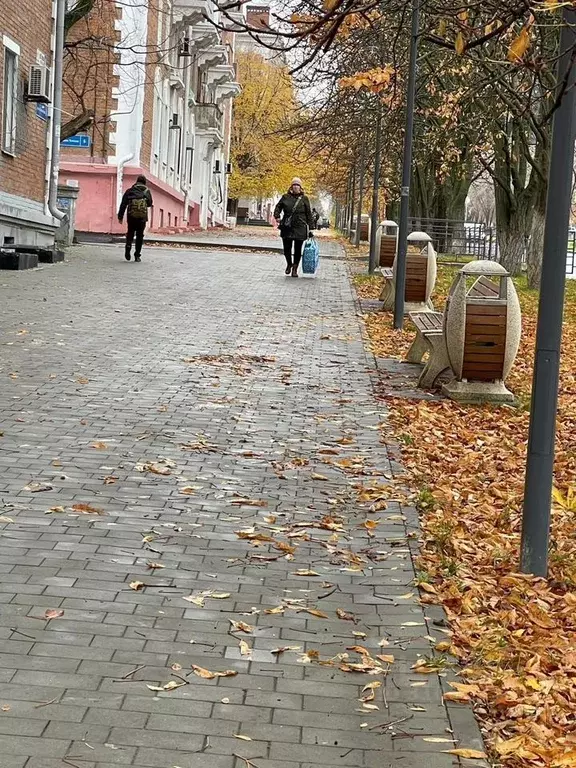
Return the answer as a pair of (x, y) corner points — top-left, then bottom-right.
(0, 240), (481, 768)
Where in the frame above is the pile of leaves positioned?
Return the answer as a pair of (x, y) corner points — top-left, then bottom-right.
(358, 267), (576, 766)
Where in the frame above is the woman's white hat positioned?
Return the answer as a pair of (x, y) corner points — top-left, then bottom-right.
(291, 177), (303, 186)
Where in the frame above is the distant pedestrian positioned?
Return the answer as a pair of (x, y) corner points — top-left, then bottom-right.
(118, 175), (153, 263)
(274, 178), (314, 277)
(311, 207), (321, 228)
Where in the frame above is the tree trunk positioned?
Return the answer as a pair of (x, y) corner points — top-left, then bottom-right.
(61, 109), (94, 141)
(498, 226), (526, 276)
(527, 206), (545, 290)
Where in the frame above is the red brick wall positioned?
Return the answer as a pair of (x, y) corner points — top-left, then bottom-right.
(0, 0), (52, 203)
(140, 0), (161, 172)
(61, 0), (120, 163)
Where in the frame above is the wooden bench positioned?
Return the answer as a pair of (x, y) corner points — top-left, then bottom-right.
(406, 311), (452, 388)
(379, 267), (394, 307)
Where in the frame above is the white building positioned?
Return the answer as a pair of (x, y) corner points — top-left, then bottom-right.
(60, 0), (241, 235)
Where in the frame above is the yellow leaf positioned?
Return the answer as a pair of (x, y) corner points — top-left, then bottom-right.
(437, 19), (447, 38)
(129, 581), (144, 591)
(239, 640), (252, 656)
(234, 734), (252, 741)
(455, 32), (465, 55)
(508, 26), (531, 62)
(191, 665), (238, 680)
(293, 569), (320, 577)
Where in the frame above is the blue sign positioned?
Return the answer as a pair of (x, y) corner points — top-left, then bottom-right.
(36, 103), (49, 121)
(61, 134), (91, 148)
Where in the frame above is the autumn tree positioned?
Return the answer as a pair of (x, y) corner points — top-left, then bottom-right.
(228, 52), (318, 201)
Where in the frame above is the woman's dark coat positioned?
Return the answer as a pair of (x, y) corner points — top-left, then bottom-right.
(274, 192), (314, 241)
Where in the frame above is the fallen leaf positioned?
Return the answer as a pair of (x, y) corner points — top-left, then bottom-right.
(443, 749), (487, 759)
(293, 569), (320, 577)
(208, 592), (231, 600)
(179, 486), (197, 495)
(104, 476), (118, 485)
(171, 663), (182, 671)
(300, 608), (329, 619)
(183, 595), (205, 607)
(376, 654), (395, 664)
(92, 442), (108, 450)
(1, 705), (10, 712)
(163, 681), (185, 691)
(130, 581), (145, 591)
(229, 620), (254, 634)
(337, 608), (356, 622)
(239, 640), (252, 656)
(264, 606), (285, 615)
(23, 482), (53, 493)
(231, 498), (267, 507)
(0, 516), (14, 524)
(45, 506), (66, 515)
(76, 376), (89, 384)
(423, 737), (454, 743)
(271, 646), (301, 655)
(263, 515), (277, 524)
(44, 609), (64, 620)
(72, 503), (105, 515)
(147, 562), (165, 570)
(311, 473), (329, 481)
(191, 665), (238, 680)
(234, 735), (252, 741)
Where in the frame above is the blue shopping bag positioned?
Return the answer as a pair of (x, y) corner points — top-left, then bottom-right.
(301, 236), (319, 274)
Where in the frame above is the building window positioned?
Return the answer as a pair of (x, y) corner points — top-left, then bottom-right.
(2, 44), (18, 155)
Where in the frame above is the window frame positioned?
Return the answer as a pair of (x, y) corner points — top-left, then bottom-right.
(2, 38), (20, 156)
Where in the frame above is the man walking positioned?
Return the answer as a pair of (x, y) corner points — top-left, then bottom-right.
(118, 175), (153, 262)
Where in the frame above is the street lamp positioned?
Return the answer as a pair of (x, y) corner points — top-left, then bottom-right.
(393, 0), (420, 329)
(520, 7), (576, 577)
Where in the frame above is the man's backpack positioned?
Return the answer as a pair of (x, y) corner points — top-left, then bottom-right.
(128, 194), (148, 220)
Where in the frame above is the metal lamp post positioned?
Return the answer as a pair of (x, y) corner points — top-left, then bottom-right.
(393, 0), (420, 328)
(369, 110), (383, 274)
(520, 7), (576, 577)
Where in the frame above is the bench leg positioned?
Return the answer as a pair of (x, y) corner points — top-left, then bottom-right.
(380, 280), (395, 311)
(406, 330), (427, 364)
(418, 340), (452, 389)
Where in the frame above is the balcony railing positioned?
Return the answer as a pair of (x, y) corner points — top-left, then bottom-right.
(193, 103), (223, 131)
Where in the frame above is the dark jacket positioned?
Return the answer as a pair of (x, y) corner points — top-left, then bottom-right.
(274, 192), (314, 241)
(118, 183), (153, 222)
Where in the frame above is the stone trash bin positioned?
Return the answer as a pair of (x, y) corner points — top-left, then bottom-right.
(376, 220), (398, 268)
(56, 181), (80, 246)
(382, 231), (437, 312)
(442, 260), (522, 404)
(359, 214), (370, 242)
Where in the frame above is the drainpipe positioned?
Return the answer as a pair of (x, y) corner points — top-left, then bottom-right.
(116, 152), (134, 215)
(48, 0), (66, 222)
(181, 29), (192, 224)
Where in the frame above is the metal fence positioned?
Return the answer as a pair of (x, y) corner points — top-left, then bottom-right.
(409, 217), (576, 276)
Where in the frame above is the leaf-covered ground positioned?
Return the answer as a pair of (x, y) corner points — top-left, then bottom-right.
(354, 266), (576, 767)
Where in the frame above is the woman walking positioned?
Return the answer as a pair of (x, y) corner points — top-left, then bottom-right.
(274, 178), (315, 277)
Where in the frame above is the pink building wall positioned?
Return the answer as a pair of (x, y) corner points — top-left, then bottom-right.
(59, 163), (200, 236)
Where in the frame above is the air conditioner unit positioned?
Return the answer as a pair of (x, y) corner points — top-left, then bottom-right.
(27, 64), (51, 103)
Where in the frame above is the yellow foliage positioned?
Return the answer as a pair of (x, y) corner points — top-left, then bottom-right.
(229, 53), (316, 200)
(508, 25), (532, 63)
(339, 66), (394, 94)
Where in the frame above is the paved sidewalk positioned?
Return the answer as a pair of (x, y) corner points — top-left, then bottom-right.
(0, 243), (482, 768)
